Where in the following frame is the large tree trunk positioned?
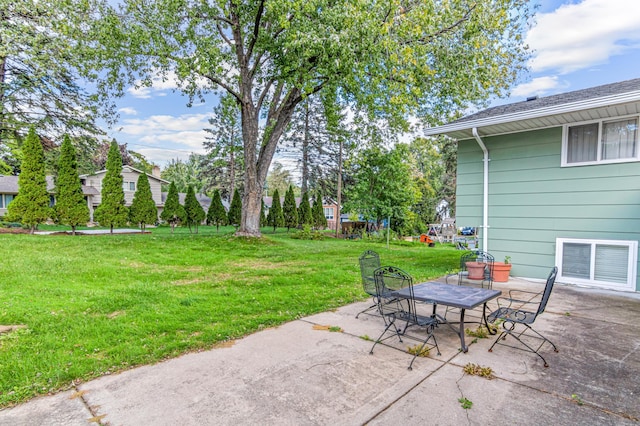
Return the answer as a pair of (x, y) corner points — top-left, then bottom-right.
(236, 88), (300, 238)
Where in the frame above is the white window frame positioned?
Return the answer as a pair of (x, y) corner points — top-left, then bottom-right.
(323, 207), (334, 220)
(555, 238), (637, 291)
(123, 181), (136, 191)
(0, 194), (15, 208)
(561, 114), (640, 167)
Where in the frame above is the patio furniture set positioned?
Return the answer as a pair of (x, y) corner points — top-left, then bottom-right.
(358, 250), (559, 369)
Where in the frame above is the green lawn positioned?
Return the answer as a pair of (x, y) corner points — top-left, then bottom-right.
(0, 226), (460, 407)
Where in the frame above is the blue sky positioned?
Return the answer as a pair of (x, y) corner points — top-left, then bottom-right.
(102, 0), (640, 167)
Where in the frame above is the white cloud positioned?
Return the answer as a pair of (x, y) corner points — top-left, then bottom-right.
(526, 0), (640, 74)
(134, 148), (194, 165)
(511, 76), (570, 97)
(126, 70), (210, 99)
(118, 107), (138, 116)
(109, 112), (211, 165)
(126, 77), (180, 99)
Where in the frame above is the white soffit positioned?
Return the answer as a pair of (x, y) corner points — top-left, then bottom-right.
(425, 92), (640, 140)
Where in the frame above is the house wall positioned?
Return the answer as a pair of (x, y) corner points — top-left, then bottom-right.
(456, 126), (640, 291)
(88, 168), (164, 208)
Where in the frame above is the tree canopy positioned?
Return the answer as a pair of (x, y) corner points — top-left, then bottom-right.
(79, 0), (532, 237)
(345, 144), (419, 232)
(207, 189), (228, 231)
(282, 185), (298, 232)
(160, 181), (185, 233)
(203, 94), (244, 201)
(266, 188), (284, 232)
(312, 192), (327, 230)
(129, 172), (157, 232)
(94, 140), (128, 233)
(55, 135), (90, 234)
(0, 0), (103, 174)
(227, 188), (242, 228)
(298, 192), (313, 228)
(183, 185), (205, 233)
(6, 127), (50, 233)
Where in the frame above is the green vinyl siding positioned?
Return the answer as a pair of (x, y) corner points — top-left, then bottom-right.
(456, 126), (640, 291)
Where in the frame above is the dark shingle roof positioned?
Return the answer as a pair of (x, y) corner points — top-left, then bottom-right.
(454, 78), (640, 124)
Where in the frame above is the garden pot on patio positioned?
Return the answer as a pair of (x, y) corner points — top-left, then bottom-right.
(465, 261), (486, 280)
(491, 262), (512, 282)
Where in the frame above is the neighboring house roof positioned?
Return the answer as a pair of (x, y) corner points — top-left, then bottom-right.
(424, 78), (640, 140)
(161, 192), (229, 211)
(263, 196), (338, 209)
(80, 165), (170, 184)
(0, 175), (98, 196)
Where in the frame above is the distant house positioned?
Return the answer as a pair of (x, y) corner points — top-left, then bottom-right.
(263, 196), (339, 230)
(1, 165), (176, 223)
(0, 175), (99, 218)
(424, 78), (640, 293)
(80, 166), (169, 222)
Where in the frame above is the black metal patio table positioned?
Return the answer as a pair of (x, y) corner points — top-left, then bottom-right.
(391, 281), (501, 352)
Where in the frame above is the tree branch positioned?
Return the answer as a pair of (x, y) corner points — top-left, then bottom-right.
(401, 5), (476, 46)
(256, 78), (274, 112)
(246, 0), (265, 60)
(217, 22), (234, 48)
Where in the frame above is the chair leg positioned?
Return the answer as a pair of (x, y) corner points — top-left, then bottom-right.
(370, 315), (402, 355)
(355, 301), (379, 319)
(488, 321), (558, 367)
(408, 325), (440, 370)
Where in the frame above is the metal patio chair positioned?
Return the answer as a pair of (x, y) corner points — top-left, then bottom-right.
(355, 250), (383, 319)
(444, 250), (494, 320)
(487, 266), (559, 367)
(445, 250), (495, 289)
(369, 266), (440, 370)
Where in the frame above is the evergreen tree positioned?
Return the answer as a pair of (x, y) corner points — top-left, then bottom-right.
(160, 181), (185, 234)
(298, 192), (313, 228)
(312, 192), (328, 230)
(207, 189), (228, 232)
(202, 94), (244, 200)
(227, 188), (242, 228)
(266, 189), (284, 233)
(55, 134), (89, 235)
(260, 199), (267, 227)
(184, 185), (205, 233)
(129, 173), (157, 232)
(94, 140), (128, 233)
(282, 185), (298, 232)
(6, 127), (51, 233)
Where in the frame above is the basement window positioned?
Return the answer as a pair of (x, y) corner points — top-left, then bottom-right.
(556, 238), (637, 291)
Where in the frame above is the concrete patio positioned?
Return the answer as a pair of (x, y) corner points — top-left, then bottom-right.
(1, 277), (638, 425)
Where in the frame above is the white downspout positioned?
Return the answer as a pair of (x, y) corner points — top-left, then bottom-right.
(472, 127), (489, 253)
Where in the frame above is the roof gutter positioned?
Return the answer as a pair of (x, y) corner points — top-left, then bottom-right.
(472, 127), (489, 253)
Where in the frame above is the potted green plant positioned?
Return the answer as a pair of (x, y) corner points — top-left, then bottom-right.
(491, 256), (512, 282)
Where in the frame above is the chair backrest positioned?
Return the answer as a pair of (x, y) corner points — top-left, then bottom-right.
(359, 250), (380, 296)
(537, 266), (558, 316)
(460, 250), (494, 266)
(374, 266), (414, 317)
(460, 250), (495, 284)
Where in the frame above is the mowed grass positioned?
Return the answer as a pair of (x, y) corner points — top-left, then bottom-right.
(0, 226), (460, 407)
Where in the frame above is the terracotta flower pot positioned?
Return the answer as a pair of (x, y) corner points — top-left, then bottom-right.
(491, 262), (512, 282)
(465, 261), (486, 280)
